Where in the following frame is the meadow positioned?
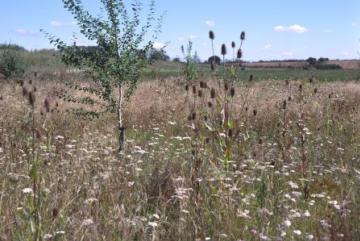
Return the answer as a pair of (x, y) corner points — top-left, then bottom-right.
(1, 58), (360, 240)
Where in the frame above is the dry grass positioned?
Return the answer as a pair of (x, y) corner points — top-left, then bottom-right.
(0, 77), (360, 240)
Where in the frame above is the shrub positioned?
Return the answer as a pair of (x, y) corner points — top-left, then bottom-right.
(0, 48), (27, 79)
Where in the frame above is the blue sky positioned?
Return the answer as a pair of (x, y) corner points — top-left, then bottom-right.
(1, 0), (360, 61)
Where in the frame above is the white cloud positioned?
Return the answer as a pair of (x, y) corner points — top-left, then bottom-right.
(342, 51), (350, 56)
(265, 43), (272, 49)
(205, 20), (215, 28)
(281, 51), (294, 57)
(274, 24), (308, 34)
(50, 20), (76, 27)
(15, 29), (38, 36)
(153, 42), (165, 49)
(351, 22), (359, 27)
(189, 34), (197, 40)
(274, 25), (286, 32)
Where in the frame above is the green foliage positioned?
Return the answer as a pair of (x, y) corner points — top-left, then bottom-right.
(42, 0), (161, 106)
(181, 41), (198, 81)
(0, 48), (27, 79)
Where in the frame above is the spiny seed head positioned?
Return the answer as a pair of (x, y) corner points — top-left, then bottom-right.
(200, 81), (206, 88)
(314, 88), (318, 94)
(210, 88), (216, 99)
(299, 84), (303, 92)
(28, 92), (35, 107)
(221, 44), (227, 56)
(22, 86), (28, 97)
(29, 80), (32, 85)
(207, 101), (213, 108)
(249, 74), (254, 82)
(228, 129), (233, 137)
(192, 85), (196, 94)
(258, 138), (263, 145)
(230, 87), (235, 97)
(240, 31), (246, 41)
(231, 41), (236, 48)
(209, 30), (215, 40)
(309, 77), (313, 83)
(44, 98), (50, 113)
(237, 49), (242, 59)
(185, 84), (189, 91)
(191, 112), (196, 120)
(34, 72), (38, 78)
(288, 96), (292, 101)
(282, 100), (287, 109)
(224, 82), (229, 91)
(198, 90), (203, 97)
(253, 109), (257, 116)
(19, 80), (24, 86)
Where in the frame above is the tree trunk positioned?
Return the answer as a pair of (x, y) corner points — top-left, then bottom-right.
(118, 85), (125, 152)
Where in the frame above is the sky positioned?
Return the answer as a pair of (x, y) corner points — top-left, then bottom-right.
(1, 0), (360, 61)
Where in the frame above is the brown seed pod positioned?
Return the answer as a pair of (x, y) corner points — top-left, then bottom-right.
(240, 31), (246, 41)
(237, 49), (242, 59)
(44, 98), (50, 113)
(210, 88), (216, 99)
(209, 30), (215, 40)
(221, 44), (227, 56)
(28, 92), (35, 107)
(230, 87), (235, 97)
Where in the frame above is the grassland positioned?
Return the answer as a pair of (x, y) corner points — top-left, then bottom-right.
(1, 63), (360, 240)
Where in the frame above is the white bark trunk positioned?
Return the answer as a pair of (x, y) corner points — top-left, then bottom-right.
(118, 85), (125, 152)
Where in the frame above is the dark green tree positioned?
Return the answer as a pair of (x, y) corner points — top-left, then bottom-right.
(42, 0), (161, 151)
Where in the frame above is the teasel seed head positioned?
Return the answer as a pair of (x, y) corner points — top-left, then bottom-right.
(22, 86), (28, 97)
(299, 84), (303, 92)
(240, 31), (246, 41)
(309, 77), (313, 83)
(288, 96), (292, 101)
(314, 88), (318, 94)
(29, 80), (32, 85)
(185, 84), (189, 91)
(230, 87), (235, 97)
(198, 90), (203, 98)
(228, 129), (233, 138)
(282, 100), (287, 110)
(192, 85), (197, 95)
(237, 49), (242, 59)
(207, 101), (213, 108)
(231, 41), (236, 48)
(19, 80), (24, 87)
(253, 109), (257, 116)
(224, 82), (229, 91)
(249, 74), (253, 82)
(221, 44), (227, 56)
(191, 112), (197, 120)
(209, 30), (215, 40)
(210, 88), (216, 99)
(44, 97), (50, 113)
(28, 91), (35, 107)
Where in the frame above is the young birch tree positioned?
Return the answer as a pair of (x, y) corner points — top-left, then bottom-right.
(43, 0), (161, 151)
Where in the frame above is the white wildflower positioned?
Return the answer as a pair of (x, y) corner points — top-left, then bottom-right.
(288, 181), (299, 189)
(22, 188), (33, 194)
(81, 218), (94, 227)
(284, 220), (292, 227)
(293, 230), (302, 235)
